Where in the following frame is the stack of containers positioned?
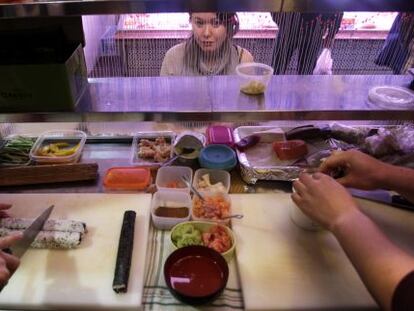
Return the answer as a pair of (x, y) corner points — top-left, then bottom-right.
(151, 166), (193, 230)
(199, 126), (237, 171)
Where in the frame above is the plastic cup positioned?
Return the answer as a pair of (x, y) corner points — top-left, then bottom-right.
(236, 62), (273, 95)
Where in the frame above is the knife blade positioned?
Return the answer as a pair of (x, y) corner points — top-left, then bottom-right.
(349, 189), (414, 212)
(10, 205), (54, 258)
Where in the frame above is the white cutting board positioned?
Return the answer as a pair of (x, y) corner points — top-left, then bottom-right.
(231, 193), (414, 310)
(0, 193), (151, 311)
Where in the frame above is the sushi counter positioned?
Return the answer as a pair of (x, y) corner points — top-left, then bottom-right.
(0, 121), (414, 310)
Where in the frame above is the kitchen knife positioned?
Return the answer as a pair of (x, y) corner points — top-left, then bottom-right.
(10, 205), (54, 258)
(349, 189), (414, 211)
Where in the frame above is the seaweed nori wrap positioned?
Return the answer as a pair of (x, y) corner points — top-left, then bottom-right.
(112, 210), (136, 293)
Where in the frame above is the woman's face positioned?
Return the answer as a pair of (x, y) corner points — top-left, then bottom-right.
(191, 13), (228, 53)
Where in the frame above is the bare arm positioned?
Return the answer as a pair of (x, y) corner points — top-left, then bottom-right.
(292, 173), (414, 311)
(333, 208), (414, 311)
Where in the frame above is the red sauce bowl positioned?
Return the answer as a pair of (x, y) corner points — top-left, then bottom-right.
(164, 245), (229, 305)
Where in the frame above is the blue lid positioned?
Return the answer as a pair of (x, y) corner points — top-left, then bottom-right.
(198, 144), (237, 171)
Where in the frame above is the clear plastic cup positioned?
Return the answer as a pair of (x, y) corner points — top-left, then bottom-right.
(193, 168), (230, 194)
(156, 166), (193, 193)
(236, 62), (274, 95)
(151, 190), (192, 230)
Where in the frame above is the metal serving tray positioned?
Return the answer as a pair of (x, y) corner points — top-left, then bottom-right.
(233, 126), (316, 184)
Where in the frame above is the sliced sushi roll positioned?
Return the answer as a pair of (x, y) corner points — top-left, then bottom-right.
(0, 228), (82, 249)
(0, 218), (86, 234)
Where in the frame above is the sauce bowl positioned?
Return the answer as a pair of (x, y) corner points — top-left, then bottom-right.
(164, 245), (229, 305)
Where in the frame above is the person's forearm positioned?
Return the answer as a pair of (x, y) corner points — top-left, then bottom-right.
(333, 210), (414, 311)
(377, 164), (414, 203)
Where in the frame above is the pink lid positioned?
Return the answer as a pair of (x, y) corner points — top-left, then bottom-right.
(206, 126), (234, 147)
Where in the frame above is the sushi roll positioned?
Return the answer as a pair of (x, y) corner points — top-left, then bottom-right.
(0, 218), (86, 234)
(0, 228), (82, 249)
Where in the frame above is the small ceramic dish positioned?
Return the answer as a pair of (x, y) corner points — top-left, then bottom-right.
(164, 245), (229, 305)
(170, 220), (236, 262)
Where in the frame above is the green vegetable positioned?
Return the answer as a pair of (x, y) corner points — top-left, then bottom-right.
(172, 224), (202, 248)
(0, 136), (35, 165)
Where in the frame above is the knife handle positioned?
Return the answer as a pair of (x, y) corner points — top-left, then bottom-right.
(391, 195), (414, 210)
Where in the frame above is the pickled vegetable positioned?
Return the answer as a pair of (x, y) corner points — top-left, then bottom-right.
(240, 80), (266, 95)
(37, 142), (80, 157)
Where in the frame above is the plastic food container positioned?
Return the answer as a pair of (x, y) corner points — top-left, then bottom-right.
(198, 145), (237, 171)
(30, 130), (86, 164)
(156, 166), (193, 193)
(192, 191), (232, 225)
(193, 168), (230, 193)
(131, 131), (175, 166)
(236, 62), (274, 95)
(368, 85), (414, 109)
(103, 166), (152, 191)
(206, 126), (234, 148)
(151, 190), (192, 230)
(170, 221), (236, 262)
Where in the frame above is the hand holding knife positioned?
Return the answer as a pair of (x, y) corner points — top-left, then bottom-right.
(0, 205), (54, 291)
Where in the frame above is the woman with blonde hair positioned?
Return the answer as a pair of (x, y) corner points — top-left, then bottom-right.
(161, 12), (253, 76)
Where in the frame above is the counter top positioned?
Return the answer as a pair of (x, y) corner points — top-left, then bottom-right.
(1, 75), (412, 123)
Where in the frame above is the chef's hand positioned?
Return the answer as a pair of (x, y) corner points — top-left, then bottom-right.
(0, 203), (12, 218)
(0, 232), (23, 288)
(292, 173), (361, 231)
(319, 149), (388, 190)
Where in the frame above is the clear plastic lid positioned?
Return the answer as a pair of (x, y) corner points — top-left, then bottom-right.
(206, 126), (234, 147)
(368, 86), (414, 109)
(198, 145), (237, 171)
(29, 130), (86, 164)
